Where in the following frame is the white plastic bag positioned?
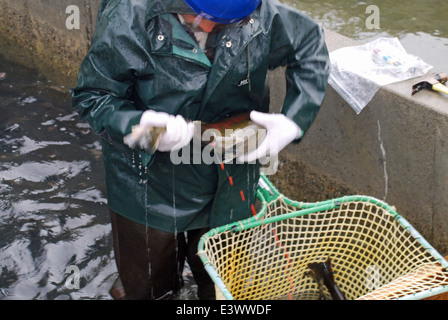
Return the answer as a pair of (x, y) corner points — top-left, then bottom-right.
(328, 37), (433, 114)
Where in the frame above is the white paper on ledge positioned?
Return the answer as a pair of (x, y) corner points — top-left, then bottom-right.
(328, 37), (433, 114)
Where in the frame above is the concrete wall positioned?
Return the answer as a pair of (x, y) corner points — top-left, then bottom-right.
(0, 0), (99, 79)
(1, 1), (448, 254)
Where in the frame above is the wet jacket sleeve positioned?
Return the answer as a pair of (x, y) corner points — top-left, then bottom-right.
(71, 5), (150, 145)
(268, 3), (330, 137)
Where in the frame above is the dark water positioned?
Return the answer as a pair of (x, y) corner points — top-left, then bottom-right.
(0, 54), (114, 299)
(286, 0), (448, 72)
(0, 54), (198, 300)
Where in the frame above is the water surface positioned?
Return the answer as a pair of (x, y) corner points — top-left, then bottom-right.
(0, 55), (199, 300)
(0, 54), (117, 299)
(286, 0), (448, 72)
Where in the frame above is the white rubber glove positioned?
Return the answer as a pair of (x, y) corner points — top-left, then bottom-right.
(140, 110), (194, 152)
(238, 111), (302, 163)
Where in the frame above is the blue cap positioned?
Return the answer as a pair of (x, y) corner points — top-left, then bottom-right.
(183, 0), (261, 24)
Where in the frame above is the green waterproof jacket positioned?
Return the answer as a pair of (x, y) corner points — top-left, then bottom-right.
(71, 0), (330, 233)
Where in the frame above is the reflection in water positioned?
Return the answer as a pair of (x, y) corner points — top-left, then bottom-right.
(285, 0), (448, 71)
(0, 53), (197, 300)
(0, 56), (115, 299)
(286, 0), (448, 38)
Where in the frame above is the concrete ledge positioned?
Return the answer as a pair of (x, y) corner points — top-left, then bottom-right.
(1, 2), (447, 254)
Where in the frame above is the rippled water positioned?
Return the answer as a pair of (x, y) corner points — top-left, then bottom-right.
(0, 54), (114, 299)
(0, 54), (198, 300)
(286, 0), (448, 72)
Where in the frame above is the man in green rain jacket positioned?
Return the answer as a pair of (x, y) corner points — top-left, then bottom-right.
(72, 0), (330, 300)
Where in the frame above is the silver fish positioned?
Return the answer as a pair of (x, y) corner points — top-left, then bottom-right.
(123, 125), (166, 154)
(124, 112), (266, 161)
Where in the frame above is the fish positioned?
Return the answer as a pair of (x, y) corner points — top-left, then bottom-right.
(307, 257), (346, 300)
(123, 124), (166, 154)
(201, 112), (266, 163)
(123, 112), (266, 162)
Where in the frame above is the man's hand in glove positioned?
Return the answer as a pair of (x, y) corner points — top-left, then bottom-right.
(140, 110), (194, 152)
(238, 111), (302, 163)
